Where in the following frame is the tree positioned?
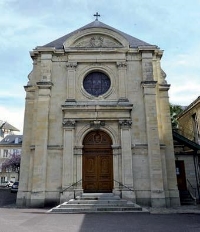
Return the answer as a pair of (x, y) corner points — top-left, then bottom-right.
(170, 104), (183, 129)
(2, 152), (21, 180)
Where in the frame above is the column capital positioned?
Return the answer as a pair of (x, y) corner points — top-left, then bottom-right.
(66, 62), (77, 69)
(63, 119), (76, 128)
(119, 119), (132, 129)
(74, 146), (83, 155)
(116, 62), (127, 69)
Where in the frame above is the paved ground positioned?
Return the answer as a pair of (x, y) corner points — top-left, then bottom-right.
(1, 188), (200, 232)
(0, 187), (17, 206)
(0, 207), (200, 232)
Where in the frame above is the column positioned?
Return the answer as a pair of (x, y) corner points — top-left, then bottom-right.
(66, 62), (77, 101)
(142, 81), (166, 207)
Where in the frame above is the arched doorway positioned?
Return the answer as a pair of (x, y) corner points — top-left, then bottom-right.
(82, 130), (113, 193)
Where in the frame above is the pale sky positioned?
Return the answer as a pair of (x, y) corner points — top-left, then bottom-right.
(0, 0), (200, 133)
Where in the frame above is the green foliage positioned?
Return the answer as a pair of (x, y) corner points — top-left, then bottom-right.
(170, 104), (183, 129)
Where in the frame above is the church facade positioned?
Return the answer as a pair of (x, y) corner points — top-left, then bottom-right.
(17, 18), (180, 208)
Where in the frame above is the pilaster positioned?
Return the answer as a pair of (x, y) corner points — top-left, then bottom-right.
(142, 81), (166, 207)
(62, 119), (76, 187)
(159, 84), (180, 206)
(17, 86), (35, 207)
(141, 52), (154, 81)
(40, 53), (52, 81)
(66, 62), (77, 101)
(119, 120), (135, 200)
(30, 81), (52, 207)
(117, 62), (128, 102)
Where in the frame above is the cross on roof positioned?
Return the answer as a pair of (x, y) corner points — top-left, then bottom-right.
(94, 12), (100, 21)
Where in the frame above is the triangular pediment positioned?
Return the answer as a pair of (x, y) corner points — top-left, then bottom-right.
(63, 28), (129, 50)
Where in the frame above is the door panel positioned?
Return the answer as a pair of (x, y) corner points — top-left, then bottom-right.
(83, 151), (113, 192)
(82, 131), (113, 193)
(83, 155), (98, 191)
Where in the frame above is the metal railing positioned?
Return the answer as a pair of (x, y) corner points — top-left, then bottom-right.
(60, 179), (82, 199)
(187, 179), (197, 204)
(114, 179), (135, 198)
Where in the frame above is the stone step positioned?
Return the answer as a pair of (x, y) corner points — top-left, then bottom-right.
(77, 193), (120, 200)
(49, 206), (148, 213)
(48, 193), (149, 214)
(68, 199), (128, 205)
(59, 203), (140, 209)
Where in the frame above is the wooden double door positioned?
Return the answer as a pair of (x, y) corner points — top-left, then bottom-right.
(82, 130), (113, 193)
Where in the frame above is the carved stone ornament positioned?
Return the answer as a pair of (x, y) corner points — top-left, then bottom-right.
(119, 120), (132, 128)
(62, 119), (76, 128)
(73, 34), (122, 48)
(160, 69), (167, 84)
(90, 36), (104, 47)
(90, 120), (105, 129)
(66, 62), (77, 69)
(116, 62), (127, 68)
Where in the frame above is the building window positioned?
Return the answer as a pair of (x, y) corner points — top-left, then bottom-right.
(83, 72), (111, 97)
(192, 113), (199, 143)
(3, 150), (8, 158)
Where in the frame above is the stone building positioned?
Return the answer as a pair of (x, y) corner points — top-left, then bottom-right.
(17, 18), (180, 208)
(0, 134), (22, 184)
(173, 96), (200, 203)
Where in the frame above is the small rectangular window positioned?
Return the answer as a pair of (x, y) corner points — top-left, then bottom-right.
(3, 150), (8, 158)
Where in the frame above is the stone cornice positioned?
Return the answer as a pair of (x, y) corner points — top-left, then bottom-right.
(36, 81), (53, 89)
(62, 100), (133, 108)
(24, 85), (35, 92)
(159, 84), (171, 91)
(141, 81), (157, 88)
(62, 101), (133, 121)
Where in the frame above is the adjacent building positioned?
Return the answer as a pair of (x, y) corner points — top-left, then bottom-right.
(0, 134), (22, 184)
(173, 96), (200, 203)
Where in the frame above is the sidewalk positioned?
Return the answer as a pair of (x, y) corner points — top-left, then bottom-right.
(1, 203), (200, 214)
(148, 205), (200, 214)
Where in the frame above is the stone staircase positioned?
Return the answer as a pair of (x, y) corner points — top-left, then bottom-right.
(179, 190), (197, 205)
(48, 193), (149, 213)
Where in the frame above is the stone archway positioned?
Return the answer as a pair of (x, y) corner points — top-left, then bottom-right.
(82, 130), (113, 193)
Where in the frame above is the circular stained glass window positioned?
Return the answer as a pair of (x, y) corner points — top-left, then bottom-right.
(83, 72), (111, 97)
